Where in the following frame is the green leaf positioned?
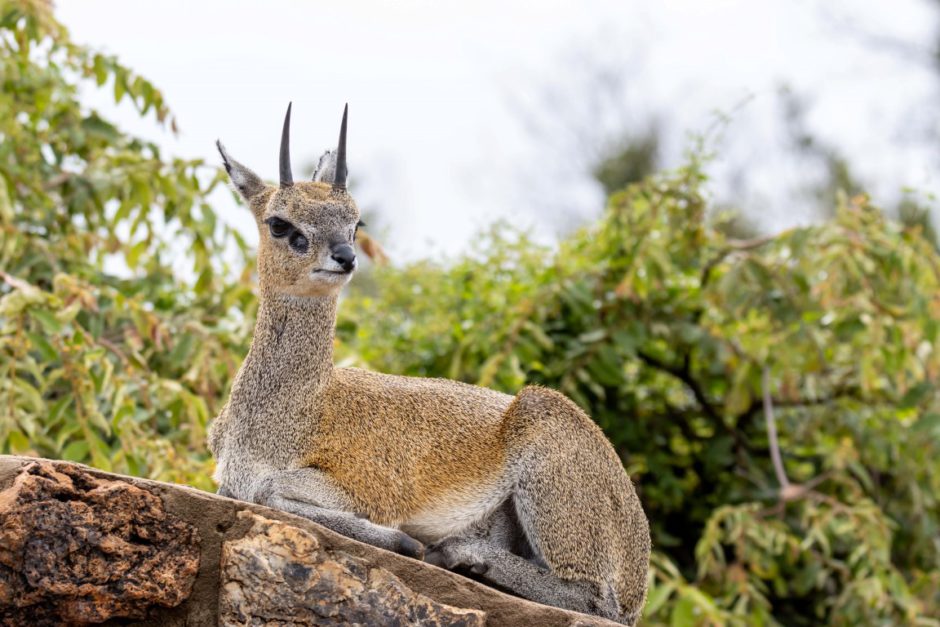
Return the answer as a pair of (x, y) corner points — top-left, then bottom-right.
(126, 239), (149, 268)
(913, 412), (940, 437)
(900, 382), (931, 409)
(7, 430), (31, 453)
(644, 582), (675, 616)
(29, 308), (62, 334)
(26, 331), (58, 361)
(62, 440), (90, 462)
(578, 329), (607, 343)
(113, 73), (126, 102)
(14, 379), (44, 413)
(92, 54), (108, 85)
(670, 595), (698, 627)
(725, 361), (753, 416)
(47, 397), (72, 425)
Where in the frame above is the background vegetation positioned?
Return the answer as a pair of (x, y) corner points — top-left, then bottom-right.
(1, 2), (938, 624)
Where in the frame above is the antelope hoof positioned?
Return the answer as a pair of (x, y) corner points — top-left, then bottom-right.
(425, 538), (488, 575)
(396, 532), (425, 560)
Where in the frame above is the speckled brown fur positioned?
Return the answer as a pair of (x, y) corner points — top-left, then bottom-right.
(313, 368), (511, 525)
(209, 107), (650, 625)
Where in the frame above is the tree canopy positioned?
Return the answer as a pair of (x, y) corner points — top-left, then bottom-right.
(1, 2), (938, 624)
(0, 0), (254, 487)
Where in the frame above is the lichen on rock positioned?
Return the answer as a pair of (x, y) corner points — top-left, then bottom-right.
(219, 511), (486, 626)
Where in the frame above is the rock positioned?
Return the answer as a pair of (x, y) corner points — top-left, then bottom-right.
(0, 456), (620, 626)
(0, 461), (200, 625)
(220, 511), (485, 626)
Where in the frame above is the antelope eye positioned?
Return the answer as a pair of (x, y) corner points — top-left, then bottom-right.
(289, 231), (309, 253)
(267, 217), (292, 238)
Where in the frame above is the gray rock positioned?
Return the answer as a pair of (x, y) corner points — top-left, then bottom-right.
(220, 511), (485, 626)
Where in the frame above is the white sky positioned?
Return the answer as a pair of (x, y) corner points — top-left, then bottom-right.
(57, 0), (939, 262)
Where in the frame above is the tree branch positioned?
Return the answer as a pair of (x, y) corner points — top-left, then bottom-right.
(737, 383), (864, 421)
(762, 367), (790, 490)
(700, 235), (777, 289)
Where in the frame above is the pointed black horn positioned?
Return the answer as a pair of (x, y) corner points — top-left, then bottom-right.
(279, 102), (293, 187)
(333, 103), (348, 190)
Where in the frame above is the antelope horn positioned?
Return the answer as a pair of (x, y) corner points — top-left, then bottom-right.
(333, 103), (348, 190)
(279, 102), (293, 187)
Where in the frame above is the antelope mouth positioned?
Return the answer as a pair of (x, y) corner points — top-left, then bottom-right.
(309, 268), (354, 283)
(312, 268), (351, 275)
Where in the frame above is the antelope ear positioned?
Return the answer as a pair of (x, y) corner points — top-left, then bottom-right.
(311, 149), (337, 183)
(312, 104), (349, 188)
(216, 140), (266, 201)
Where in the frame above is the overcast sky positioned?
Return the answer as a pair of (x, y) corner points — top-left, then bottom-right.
(58, 0), (939, 261)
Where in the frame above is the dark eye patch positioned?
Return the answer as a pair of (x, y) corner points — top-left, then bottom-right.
(289, 231), (309, 253)
(266, 217), (293, 238)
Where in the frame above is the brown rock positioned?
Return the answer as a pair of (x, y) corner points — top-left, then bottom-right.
(220, 511), (485, 626)
(0, 457), (622, 626)
(0, 461), (200, 625)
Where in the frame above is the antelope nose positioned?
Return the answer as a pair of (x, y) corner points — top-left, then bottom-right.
(331, 244), (357, 272)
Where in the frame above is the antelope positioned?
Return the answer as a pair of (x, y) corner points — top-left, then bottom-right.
(209, 104), (651, 624)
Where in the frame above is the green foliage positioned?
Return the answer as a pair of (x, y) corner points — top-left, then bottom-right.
(342, 172), (940, 623)
(3, 2), (939, 623)
(898, 195), (939, 250)
(0, 0), (254, 489)
(593, 130), (660, 196)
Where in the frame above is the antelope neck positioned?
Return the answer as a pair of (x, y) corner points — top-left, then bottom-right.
(237, 292), (338, 397)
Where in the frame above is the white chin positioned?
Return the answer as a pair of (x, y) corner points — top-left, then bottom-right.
(310, 270), (352, 290)
(314, 270), (352, 283)
(285, 271), (352, 297)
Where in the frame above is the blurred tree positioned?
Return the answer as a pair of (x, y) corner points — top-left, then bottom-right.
(777, 86), (864, 216)
(341, 164), (940, 624)
(504, 40), (658, 232)
(898, 195), (939, 249)
(780, 80), (940, 250)
(592, 129), (660, 196)
(814, 1), (940, 244)
(0, 0), (255, 488)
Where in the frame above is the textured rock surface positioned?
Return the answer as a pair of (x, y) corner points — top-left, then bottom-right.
(0, 457), (619, 626)
(0, 461), (200, 625)
(220, 511), (485, 626)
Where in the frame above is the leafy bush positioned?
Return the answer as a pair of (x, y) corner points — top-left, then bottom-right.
(0, 0), (253, 489)
(341, 167), (940, 624)
(2, 2), (938, 623)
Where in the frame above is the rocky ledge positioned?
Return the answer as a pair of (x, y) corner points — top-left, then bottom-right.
(0, 456), (617, 626)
